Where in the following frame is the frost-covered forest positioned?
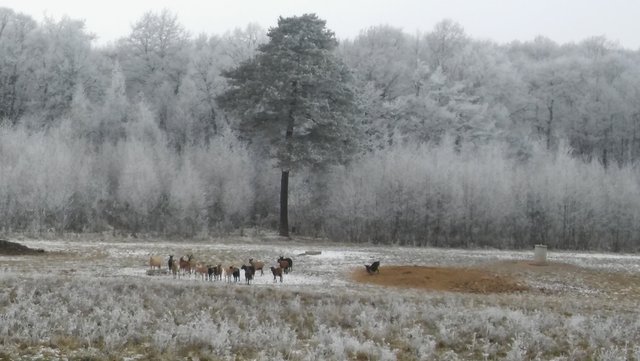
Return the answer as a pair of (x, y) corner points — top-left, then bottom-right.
(1, 8), (640, 250)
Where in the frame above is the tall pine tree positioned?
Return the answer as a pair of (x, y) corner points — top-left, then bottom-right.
(217, 14), (357, 237)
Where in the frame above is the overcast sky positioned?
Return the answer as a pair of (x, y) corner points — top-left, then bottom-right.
(3, 0), (640, 49)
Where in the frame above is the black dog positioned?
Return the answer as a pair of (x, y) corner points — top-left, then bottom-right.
(365, 261), (380, 274)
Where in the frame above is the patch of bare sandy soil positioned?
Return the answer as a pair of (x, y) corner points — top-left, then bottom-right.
(0, 239), (45, 255)
(352, 260), (640, 300)
(351, 264), (529, 293)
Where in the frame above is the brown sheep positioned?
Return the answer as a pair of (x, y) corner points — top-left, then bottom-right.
(227, 266), (240, 283)
(278, 256), (293, 274)
(270, 266), (283, 283)
(278, 259), (290, 274)
(194, 263), (208, 280)
(226, 266), (234, 283)
(179, 255), (194, 275)
(208, 264), (223, 281)
(171, 260), (180, 279)
(149, 256), (162, 270)
(249, 258), (264, 276)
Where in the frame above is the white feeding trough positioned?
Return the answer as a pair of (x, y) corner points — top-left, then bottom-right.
(534, 244), (548, 265)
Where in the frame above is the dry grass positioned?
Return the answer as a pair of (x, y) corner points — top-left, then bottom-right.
(351, 265), (529, 293)
(2, 238), (640, 360)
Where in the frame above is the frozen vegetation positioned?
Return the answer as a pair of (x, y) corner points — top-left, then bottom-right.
(1, 7), (640, 360)
(0, 235), (639, 360)
(1, 8), (640, 250)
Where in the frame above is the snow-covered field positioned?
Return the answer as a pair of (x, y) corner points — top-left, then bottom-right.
(1, 235), (639, 360)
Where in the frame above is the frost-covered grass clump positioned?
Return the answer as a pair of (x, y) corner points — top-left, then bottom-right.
(0, 238), (639, 360)
(1, 276), (639, 360)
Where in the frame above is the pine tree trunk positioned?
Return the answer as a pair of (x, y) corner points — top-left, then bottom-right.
(279, 169), (290, 237)
(280, 92), (295, 238)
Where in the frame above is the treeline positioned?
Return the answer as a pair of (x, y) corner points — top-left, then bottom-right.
(1, 8), (640, 250)
(323, 140), (640, 251)
(2, 126), (639, 251)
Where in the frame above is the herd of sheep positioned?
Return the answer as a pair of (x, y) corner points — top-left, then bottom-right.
(148, 254), (293, 284)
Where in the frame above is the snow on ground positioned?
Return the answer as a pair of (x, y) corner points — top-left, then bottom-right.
(2, 238), (369, 288)
(2, 237), (640, 361)
(4, 238), (640, 291)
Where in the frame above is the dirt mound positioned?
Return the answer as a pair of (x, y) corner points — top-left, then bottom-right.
(0, 239), (45, 255)
(351, 265), (528, 294)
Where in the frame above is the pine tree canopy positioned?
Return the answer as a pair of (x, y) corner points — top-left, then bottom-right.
(217, 13), (357, 170)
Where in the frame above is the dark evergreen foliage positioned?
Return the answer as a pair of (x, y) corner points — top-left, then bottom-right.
(217, 14), (358, 236)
